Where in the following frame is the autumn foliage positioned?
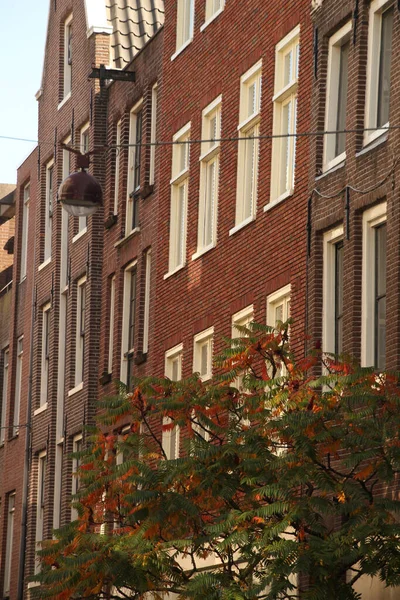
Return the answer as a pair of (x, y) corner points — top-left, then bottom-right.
(31, 323), (400, 599)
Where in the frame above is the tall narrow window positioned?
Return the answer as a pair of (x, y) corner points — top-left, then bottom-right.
(193, 328), (214, 381)
(365, 0), (394, 145)
(143, 249), (151, 355)
(114, 120), (121, 215)
(44, 161), (54, 262)
(20, 183), (30, 280)
(0, 348), (9, 444)
(3, 493), (15, 597)
(40, 305), (51, 408)
(163, 344), (183, 459)
(75, 278), (86, 386)
(77, 124), (89, 233)
(362, 203), (387, 368)
(324, 22), (351, 171)
(270, 27), (299, 203)
(175, 0), (194, 53)
(61, 140), (70, 288)
(335, 241), (344, 355)
(204, 0), (224, 25)
(53, 443), (63, 530)
(108, 276), (116, 375)
(127, 101), (143, 234)
(35, 452), (47, 573)
(149, 84), (158, 186)
(168, 123), (190, 274)
(232, 306), (254, 391)
(121, 263), (137, 389)
(196, 96), (221, 255)
(267, 286), (291, 329)
(232, 63), (262, 232)
(323, 227), (344, 354)
(13, 336), (23, 436)
(71, 434), (82, 521)
(63, 15), (72, 98)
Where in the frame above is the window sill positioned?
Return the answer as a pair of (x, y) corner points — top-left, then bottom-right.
(363, 124), (389, 148)
(316, 160), (345, 181)
(38, 257), (51, 272)
(68, 382), (83, 397)
(200, 7), (224, 31)
(114, 227), (140, 249)
(229, 214), (256, 236)
(57, 92), (71, 111)
(164, 264), (185, 280)
(171, 38), (193, 61)
(72, 227), (87, 243)
(322, 152), (346, 175)
(192, 243), (216, 260)
(265, 189), (293, 212)
(19, 276), (27, 285)
(34, 403), (48, 416)
(357, 132), (388, 158)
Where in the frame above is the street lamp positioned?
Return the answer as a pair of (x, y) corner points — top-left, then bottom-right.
(58, 153), (103, 217)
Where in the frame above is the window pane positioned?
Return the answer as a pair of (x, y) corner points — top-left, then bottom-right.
(200, 342), (208, 376)
(335, 241), (344, 355)
(335, 41), (349, 157)
(133, 111), (142, 191)
(244, 133), (256, 219)
(279, 101), (291, 194)
(375, 225), (386, 370)
(284, 49), (293, 86)
(248, 81), (256, 118)
(204, 160), (216, 246)
(176, 184), (186, 265)
(377, 6), (393, 128)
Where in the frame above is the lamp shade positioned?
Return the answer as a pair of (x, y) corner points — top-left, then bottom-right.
(58, 170), (103, 217)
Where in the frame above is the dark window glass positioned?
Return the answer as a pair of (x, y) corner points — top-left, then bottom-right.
(377, 6), (393, 128)
(375, 224), (386, 369)
(133, 111), (142, 192)
(335, 41), (349, 157)
(127, 269), (137, 390)
(335, 241), (344, 355)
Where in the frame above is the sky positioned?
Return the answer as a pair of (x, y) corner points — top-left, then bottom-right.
(0, 1), (49, 184)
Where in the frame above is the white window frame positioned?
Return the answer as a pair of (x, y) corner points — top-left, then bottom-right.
(61, 137), (71, 288)
(3, 492), (15, 596)
(361, 202), (387, 367)
(13, 336), (23, 437)
(20, 183), (30, 281)
(266, 285), (291, 328)
(166, 122), (190, 277)
(149, 84), (158, 186)
(126, 100), (143, 235)
(194, 96), (221, 257)
(163, 344), (183, 460)
(40, 304), (51, 409)
(323, 226), (344, 353)
(0, 347), (9, 445)
(143, 249), (151, 354)
(76, 123), (90, 235)
(35, 451), (47, 574)
(71, 434), (82, 521)
(173, 0), (195, 58)
(114, 120), (122, 215)
(323, 22), (352, 172)
(63, 14), (72, 99)
(53, 442), (63, 531)
(201, 0), (225, 31)
(108, 275), (116, 374)
(44, 160), (54, 263)
(193, 327), (214, 381)
(75, 277), (86, 387)
(364, 0), (394, 146)
(231, 62), (262, 234)
(120, 261), (137, 385)
(232, 305), (254, 393)
(269, 26), (300, 206)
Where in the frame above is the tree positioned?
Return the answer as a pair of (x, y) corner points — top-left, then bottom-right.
(32, 323), (400, 600)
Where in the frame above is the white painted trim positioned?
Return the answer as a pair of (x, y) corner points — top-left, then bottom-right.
(276, 24), (301, 53)
(173, 121), (191, 142)
(57, 92), (71, 111)
(200, 5), (224, 31)
(38, 257), (51, 272)
(68, 382), (84, 397)
(171, 38), (193, 61)
(120, 261), (138, 384)
(193, 327), (214, 381)
(232, 305), (254, 331)
(192, 243), (216, 260)
(229, 214), (256, 236)
(34, 403), (48, 416)
(264, 189), (293, 212)
(143, 250), (151, 355)
(164, 264), (185, 280)
(84, 0), (111, 34)
(72, 227), (87, 243)
(86, 25), (113, 38)
(266, 284), (291, 327)
(323, 226), (344, 353)
(114, 227), (141, 248)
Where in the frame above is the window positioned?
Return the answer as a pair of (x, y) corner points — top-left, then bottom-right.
(365, 0), (394, 145)
(71, 434), (82, 521)
(78, 124), (89, 233)
(121, 263), (137, 389)
(61, 139), (71, 288)
(63, 14), (72, 98)
(40, 304), (51, 408)
(114, 120), (121, 215)
(75, 278), (86, 386)
(202, 0), (224, 28)
(143, 249), (151, 355)
(323, 227), (344, 354)
(1, 348), (9, 445)
(267, 285), (291, 329)
(127, 101), (143, 234)
(232, 62), (262, 232)
(35, 452), (47, 573)
(3, 493), (15, 596)
(195, 97), (221, 256)
(53, 443), (63, 530)
(232, 305), (254, 391)
(362, 203), (387, 369)
(149, 84), (158, 186)
(44, 161), (54, 262)
(175, 0), (194, 53)
(324, 22), (351, 171)
(270, 27), (300, 204)
(20, 183), (30, 280)
(13, 336), (23, 437)
(163, 344), (183, 460)
(167, 123), (190, 274)
(193, 327), (214, 381)
(108, 276), (116, 375)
